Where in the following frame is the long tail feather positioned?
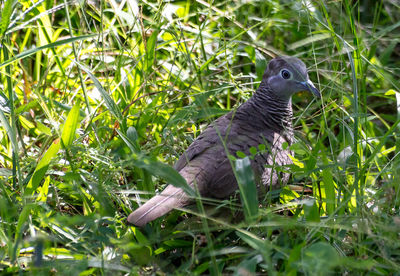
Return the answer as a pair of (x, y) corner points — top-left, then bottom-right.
(127, 185), (187, 227)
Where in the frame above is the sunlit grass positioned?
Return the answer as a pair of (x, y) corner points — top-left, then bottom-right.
(0, 0), (399, 274)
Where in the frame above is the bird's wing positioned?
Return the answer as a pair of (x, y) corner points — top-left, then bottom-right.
(174, 112), (233, 172)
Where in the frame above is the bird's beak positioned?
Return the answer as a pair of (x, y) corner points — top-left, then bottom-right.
(300, 79), (321, 98)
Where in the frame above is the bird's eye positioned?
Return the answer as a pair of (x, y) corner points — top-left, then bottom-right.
(281, 69), (291, 79)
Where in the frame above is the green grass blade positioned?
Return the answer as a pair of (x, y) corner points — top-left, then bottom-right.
(12, 203), (36, 262)
(24, 139), (61, 195)
(0, 109), (17, 152)
(0, 0), (15, 37)
(321, 149), (336, 215)
(117, 129), (194, 197)
(235, 157), (258, 222)
(61, 102), (81, 148)
(76, 61), (123, 123)
(0, 34), (97, 69)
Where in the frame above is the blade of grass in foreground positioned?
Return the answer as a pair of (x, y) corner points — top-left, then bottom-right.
(25, 102), (81, 195)
(0, 34), (97, 69)
(0, 0), (14, 37)
(75, 60), (124, 125)
(117, 128), (195, 197)
(235, 157), (258, 222)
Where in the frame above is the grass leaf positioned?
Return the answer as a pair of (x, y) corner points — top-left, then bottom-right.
(76, 61), (123, 123)
(0, 0), (16, 37)
(61, 101), (81, 148)
(24, 139), (61, 195)
(118, 129), (195, 197)
(0, 34), (97, 69)
(235, 157), (258, 222)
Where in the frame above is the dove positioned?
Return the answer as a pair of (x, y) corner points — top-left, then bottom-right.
(128, 56), (320, 227)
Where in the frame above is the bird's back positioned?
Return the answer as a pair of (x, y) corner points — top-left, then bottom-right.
(174, 104), (293, 199)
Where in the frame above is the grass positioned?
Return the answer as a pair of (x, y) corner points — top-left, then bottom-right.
(0, 0), (399, 274)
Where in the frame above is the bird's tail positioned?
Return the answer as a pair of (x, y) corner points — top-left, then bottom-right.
(127, 184), (187, 227)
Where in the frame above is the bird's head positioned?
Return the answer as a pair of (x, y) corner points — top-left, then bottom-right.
(262, 56), (321, 100)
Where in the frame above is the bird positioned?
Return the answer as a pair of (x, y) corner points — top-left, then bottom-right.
(128, 56), (320, 227)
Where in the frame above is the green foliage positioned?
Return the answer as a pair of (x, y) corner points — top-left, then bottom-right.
(0, 0), (399, 274)
(235, 157), (259, 222)
(0, 0), (16, 38)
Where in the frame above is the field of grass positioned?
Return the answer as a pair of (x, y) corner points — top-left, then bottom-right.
(0, 0), (399, 274)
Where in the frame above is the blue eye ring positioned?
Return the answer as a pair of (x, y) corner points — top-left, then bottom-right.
(281, 69), (291, 79)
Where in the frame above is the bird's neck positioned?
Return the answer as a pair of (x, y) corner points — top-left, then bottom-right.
(236, 85), (293, 132)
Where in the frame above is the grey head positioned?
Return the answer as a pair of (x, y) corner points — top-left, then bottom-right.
(262, 56), (321, 100)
